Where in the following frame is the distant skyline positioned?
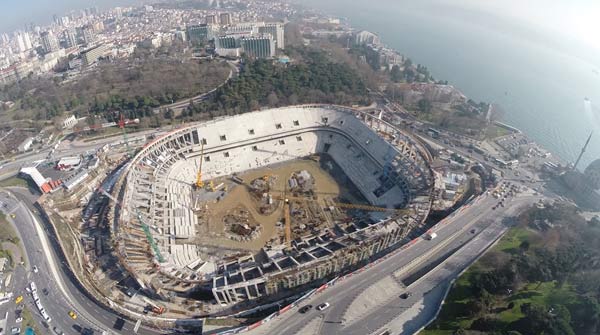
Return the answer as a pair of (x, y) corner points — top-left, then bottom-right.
(0, 0), (144, 34)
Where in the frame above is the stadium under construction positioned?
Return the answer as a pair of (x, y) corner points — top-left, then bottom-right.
(109, 105), (435, 309)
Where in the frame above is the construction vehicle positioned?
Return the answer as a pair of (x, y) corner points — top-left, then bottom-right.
(195, 143), (205, 189)
(208, 180), (215, 192)
(142, 297), (166, 315)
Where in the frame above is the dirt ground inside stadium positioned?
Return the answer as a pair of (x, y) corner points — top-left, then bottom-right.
(191, 155), (366, 252)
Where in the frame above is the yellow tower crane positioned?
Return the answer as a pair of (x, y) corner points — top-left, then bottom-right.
(284, 198), (292, 247)
(195, 143), (205, 189)
(271, 194), (411, 215)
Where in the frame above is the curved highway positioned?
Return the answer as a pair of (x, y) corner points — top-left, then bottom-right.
(1, 188), (170, 335)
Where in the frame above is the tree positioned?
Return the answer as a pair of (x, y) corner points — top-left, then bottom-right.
(288, 93), (299, 105)
(390, 65), (402, 83)
(519, 240), (530, 252)
(418, 98), (432, 113)
(164, 108), (175, 122)
(470, 316), (503, 332)
(267, 92), (279, 107)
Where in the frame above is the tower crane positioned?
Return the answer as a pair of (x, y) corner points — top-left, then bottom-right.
(118, 113), (134, 157)
(284, 198), (292, 247)
(271, 193), (411, 215)
(195, 143), (205, 189)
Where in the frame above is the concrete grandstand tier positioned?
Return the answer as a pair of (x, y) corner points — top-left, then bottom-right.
(114, 105), (434, 306)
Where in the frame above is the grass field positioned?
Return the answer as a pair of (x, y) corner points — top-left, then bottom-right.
(0, 212), (19, 243)
(495, 226), (531, 253)
(485, 124), (513, 139)
(0, 176), (29, 188)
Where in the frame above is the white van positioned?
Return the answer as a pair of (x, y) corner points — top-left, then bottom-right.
(41, 309), (52, 322)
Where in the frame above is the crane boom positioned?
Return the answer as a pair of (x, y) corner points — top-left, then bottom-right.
(284, 199), (292, 246)
(134, 209), (165, 263)
(272, 194), (410, 215)
(196, 143), (205, 188)
(119, 113), (134, 157)
(98, 187), (165, 263)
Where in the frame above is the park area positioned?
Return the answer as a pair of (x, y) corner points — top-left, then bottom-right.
(422, 203), (600, 335)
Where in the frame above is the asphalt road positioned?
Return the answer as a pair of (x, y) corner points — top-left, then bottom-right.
(2, 188), (168, 335)
(241, 190), (539, 335)
(0, 190), (98, 335)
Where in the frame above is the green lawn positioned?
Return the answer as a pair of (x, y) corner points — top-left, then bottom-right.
(485, 124), (513, 139)
(0, 176), (29, 188)
(495, 226), (531, 253)
(0, 212), (19, 243)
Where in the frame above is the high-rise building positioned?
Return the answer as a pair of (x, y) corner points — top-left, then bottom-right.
(354, 30), (380, 46)
(80, 25), (96, 46)
(215, 36), (238, 49)
(259, 23), (285, 50)
(225, 22), (259, 35)
(186, 24), (216, 45)
(175, 31), (187, 42)
(240, 35), (275, 59)
(81, 44), (109, 67)
(60, 16), (70, 27)
(206, 14), (218, 25)
(15, 33), (25, 53)
(64, 29), (78, 48)
(40, 31), (60, 53)
(219, 13), (232, 26)
(22, 32), (32, 50)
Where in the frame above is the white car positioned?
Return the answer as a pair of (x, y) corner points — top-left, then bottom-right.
(15, 317), (22, 323)
(316, 302), (330, 311)
(32, 266), (38, 273)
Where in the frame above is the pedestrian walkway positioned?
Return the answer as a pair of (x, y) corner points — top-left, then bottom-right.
(343, 275), (403, 325)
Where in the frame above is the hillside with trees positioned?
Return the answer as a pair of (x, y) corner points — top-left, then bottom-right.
(185, 48), (370, 119)
(0, 44), (231, 124)
(423, 202), (600, 335)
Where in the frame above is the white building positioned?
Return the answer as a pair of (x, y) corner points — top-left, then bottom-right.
(354, 30), (380, 46)
(18, 137), (34, 152)
(62, 115), (77, 129)
(63, 169), (89, 191)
